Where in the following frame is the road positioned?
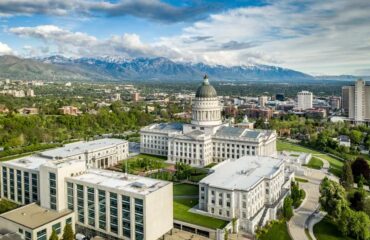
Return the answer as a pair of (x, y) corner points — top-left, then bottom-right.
(288, 156), (338, 240)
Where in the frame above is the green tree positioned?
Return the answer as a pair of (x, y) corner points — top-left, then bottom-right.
(62, 224), (74, 240)
(319, 177), (348, 220)
(283, 196), (294, 220)
(341, 160), (354, 189)
(351, 157), (370, 182)
(349, 130), (363, 145)
(49, 229), (59, 240)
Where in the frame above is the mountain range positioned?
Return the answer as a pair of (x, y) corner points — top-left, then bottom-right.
(0, 55), (364, 82)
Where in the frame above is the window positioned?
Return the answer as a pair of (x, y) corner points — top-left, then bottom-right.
(88, 187), (95, 227)
(24, 172), (30, 204)
(77, 184), (84, 223)
(110, 192), (118, 234)
(2, 167), (7, 198)
(31, 173), (38, 201)
(122, 195), (131, 238)
(66, 218), (72, 225)
(135, 198), (144, 240)
(37, 229), (47, 240)
(98, 190), (106, 230)
(67, 182), (74, 210)
(52, 222), (61, 234)
(49, 172), (57, 210)
(25, 231), (32, 240)
(9, 169), (15, 200)
(16, 170), (22, 202)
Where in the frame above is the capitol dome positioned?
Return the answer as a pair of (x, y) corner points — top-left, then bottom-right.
(195, 75), (217, 98)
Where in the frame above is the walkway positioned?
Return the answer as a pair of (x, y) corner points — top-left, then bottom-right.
(288, 169), (325, 240)
(288, 154), (339, 240)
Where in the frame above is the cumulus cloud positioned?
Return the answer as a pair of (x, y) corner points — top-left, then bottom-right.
(0, 0), (208, 23)
(0, 42), (12, 55)
(158, 0), (370, 74)
(9, 25), (180, 59)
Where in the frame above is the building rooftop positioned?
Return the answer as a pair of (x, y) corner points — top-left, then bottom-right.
(144, 122), (183, 132)
(40, 138), (126, 159)
(0, 203), (73, 230)
(200, 156), (284, 191)
(214, 126), (272, 139)
(67, 169), (170, 195)
(2, 155), (49, 170)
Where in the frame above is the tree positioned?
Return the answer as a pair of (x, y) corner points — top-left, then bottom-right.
(349, 190), (365, 211)
(349, 130), (363, 145)
(291, 181), (305, 208)
(363, 198), (370, 218)
(351, 157), (370, 182)
(49, 229), (59, 240)
(283, 196), (294, 220)
(62, 224), (74, 240)
(341, 160), (354, 189)
(319, 177), (348, 220)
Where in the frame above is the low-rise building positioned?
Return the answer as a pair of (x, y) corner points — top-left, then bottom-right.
(59, 106), (81, 116)
(198, 156), (292, 233)
(0, 138), (172, 240)
(0, 203), (75, 240)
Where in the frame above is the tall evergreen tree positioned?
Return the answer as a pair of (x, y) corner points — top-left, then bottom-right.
(341, 160), (354, 189)
(49, 229), (59, 240)
(283, 196), (294, 220)
(62, 224), (74, 240)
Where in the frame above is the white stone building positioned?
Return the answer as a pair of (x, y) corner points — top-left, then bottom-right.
(198, 156), (292, 233)
(0, 139), (173, 240)
(297, 91), (313, 110)
(140, 76), (277, 167)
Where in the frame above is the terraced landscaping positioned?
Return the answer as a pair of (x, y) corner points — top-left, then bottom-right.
(277, 140), (343, 177)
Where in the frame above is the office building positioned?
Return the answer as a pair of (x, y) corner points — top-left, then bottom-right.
(297, 91), (313, 110)
(0, 139), (172, 240)
(342, 79), (370, 123)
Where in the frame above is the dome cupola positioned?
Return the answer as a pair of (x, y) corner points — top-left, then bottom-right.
(195, 74), (218, 98)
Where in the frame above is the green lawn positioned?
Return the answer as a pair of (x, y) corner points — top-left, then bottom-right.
(122, 154), (170, 174)
(313, 217), (353, 240)
(304, 157), (324, 169)
(277, 140), (319, 154)
(295, 177), (309, 183)
(258, 221), (292, 240)
(277, 140), (344, 177)
(173, 198), (228, 229)
(173, 183), (199, 196)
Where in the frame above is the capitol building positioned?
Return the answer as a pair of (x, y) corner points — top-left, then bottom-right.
(140, 76), (277, 167)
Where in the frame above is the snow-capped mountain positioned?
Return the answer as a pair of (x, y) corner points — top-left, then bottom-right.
(0, 55), (314, 82)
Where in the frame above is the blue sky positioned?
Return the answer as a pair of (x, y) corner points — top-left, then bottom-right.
(0, 0), (369, 75)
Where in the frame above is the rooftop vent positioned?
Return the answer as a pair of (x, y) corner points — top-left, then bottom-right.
(132, 182), (147, 189)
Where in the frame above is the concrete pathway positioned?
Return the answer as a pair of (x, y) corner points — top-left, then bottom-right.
(288, 154), (340, 240)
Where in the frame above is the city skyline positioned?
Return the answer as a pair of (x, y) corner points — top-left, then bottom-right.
(0, 0), (369, 75)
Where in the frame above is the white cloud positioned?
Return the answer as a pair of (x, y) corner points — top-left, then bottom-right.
(0, 42), (12, 55)
(6, 0), (370, 75)
(9, 25), (181, 59)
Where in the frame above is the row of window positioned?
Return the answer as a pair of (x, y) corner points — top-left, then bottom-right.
(67, 182), (143, 239)
(1, 167), (38, 204)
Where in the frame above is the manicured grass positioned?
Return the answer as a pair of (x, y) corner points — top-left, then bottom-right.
(313, 216), (353, 240)
(173, 183), (199, 196)
(0, 152), (33, 161)
(277, 140), (344, 177)
(173, 198), (228, 229)
(295, 177), (309, 183)
(258, 221), (292, 240)
(122, 154), (170, 174)
(277, 140), (319, 154)
(304, 157), (324, 169)
(0, 199), (18, 214)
